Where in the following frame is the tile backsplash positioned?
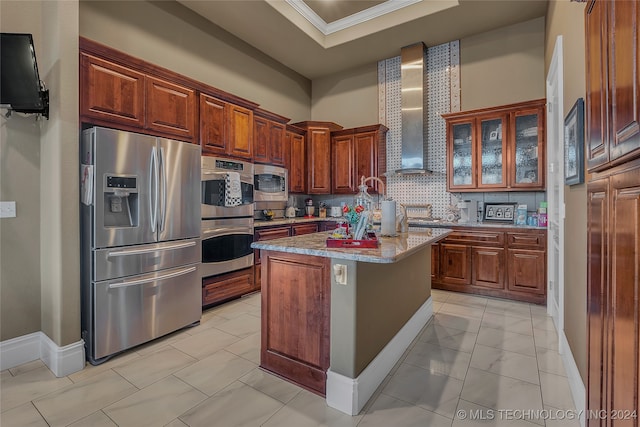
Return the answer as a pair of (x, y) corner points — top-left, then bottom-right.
(377, 42), (545, 220)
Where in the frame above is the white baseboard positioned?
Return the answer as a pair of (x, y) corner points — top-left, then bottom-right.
(0, 332), (84, 377)
(326, 297), (433, 415)
(559, 330), (586, 427)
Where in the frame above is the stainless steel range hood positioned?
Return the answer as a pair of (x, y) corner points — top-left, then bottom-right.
(396, 42), (431, 175)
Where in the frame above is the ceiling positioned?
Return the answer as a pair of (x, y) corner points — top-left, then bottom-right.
(177, 0), (548, 80)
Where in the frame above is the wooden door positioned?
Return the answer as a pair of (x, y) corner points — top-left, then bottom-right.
(587, 177), (609, 427)
(586, 0), (610, 170)
(269, 122), (286, 166)
(80, 53), (145, 128)
(331, 134), (355, 194)
(287, 131), (306, 193)
(608, 165), (640, 425)
(506, 249), (545, 295)
(261, 251), (331, 395)
(608, 0), (640, 163)
(472, 246), (504, 289)
(253, 116), (270, 164)
(200, 94), (227, 155)
(439, 243), (471, 286)
(354, 132), (378, 193)
(145, 75), (196, 141)
(307, 128), (332, 194)
(227, 104), (253, 159)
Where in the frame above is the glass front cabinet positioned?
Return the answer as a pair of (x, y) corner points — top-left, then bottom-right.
(444, 99), (545, 192)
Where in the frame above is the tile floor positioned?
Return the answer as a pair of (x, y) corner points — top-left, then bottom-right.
(1, 290), (580, 427)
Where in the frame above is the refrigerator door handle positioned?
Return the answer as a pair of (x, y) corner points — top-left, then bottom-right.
(106, 240), (197, 257)
(159, 146), (167, 232)
(149, 146), (158, 233)
(108, 266), (197, 289)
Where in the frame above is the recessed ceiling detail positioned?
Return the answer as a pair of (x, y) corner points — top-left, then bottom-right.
(287, 0), (423, 35)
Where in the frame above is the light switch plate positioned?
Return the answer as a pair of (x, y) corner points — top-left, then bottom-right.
(0, 201), (16, 218)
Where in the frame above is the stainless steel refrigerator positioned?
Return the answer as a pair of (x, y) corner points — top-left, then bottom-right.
(80, 127), (201, 365)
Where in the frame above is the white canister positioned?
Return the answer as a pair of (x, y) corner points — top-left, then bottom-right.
(330, 206), (342, 217)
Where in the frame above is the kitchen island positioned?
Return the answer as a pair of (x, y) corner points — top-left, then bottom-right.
(251, 227), (451, 415)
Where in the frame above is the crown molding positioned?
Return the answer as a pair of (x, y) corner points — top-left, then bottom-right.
(286, 0), (423, 36)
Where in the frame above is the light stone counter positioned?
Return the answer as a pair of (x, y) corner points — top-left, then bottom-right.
(251, 228), (451, 264)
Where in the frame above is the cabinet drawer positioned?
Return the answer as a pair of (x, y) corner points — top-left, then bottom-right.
(202, 268), (254, 306)
(292, 223), (319, 235)
(444, 230), (504, 246)
(507, 232), (546, 250)
(255, 227), (291, 241)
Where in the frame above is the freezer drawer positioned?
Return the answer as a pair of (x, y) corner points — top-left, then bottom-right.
(93, 239), (201, 282)
(92, 263), (201, 360)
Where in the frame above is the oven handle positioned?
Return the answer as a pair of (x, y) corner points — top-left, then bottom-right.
(106, 241), (197, 257)
(202, 227), (253, 238)
(108, 266), (197, 289)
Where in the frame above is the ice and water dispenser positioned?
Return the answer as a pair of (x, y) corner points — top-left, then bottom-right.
(103, 175), (139, 228)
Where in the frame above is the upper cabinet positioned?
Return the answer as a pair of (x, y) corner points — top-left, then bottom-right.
(586, 0), (640, 171)
(80, 52), (196, 142)
(253, 108), (289, 166)
(292, 121), (343, 194)
(80, 37), (259, 154)
(330, 125), (388, 194)
(443, 99), (546, 192)
(199, 94), (254, 160)
(285, 125), (306, 193)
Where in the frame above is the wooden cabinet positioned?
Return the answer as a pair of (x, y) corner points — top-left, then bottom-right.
(439, 244), (472, 286)
(319, 221), (338, 232)
(146, 75), (196, 140)
(587, 0), (640, 171)
(253, 222), (320, 289)
(253, 109), (288, 166)
(286, 125), (306, 193)
(80, 53), (145, 128)
(292, 122), (343, 194)
(443, 99), (546, 192)
(587, 163), (640, 426)
(432, 227), (546, 304)
(80, 51), (196, 142)
(202, 267), (254, 307)
(330, 125), (389, 194)
(227, 104), (254, 160)
(260, 250), (331, 395)
(200, 94), (255, 160)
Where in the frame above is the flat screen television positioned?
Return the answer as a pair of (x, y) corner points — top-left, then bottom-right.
(1, 33), (48, 117)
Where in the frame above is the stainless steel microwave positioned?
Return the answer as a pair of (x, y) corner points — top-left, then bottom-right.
(254, 164), (288, 202)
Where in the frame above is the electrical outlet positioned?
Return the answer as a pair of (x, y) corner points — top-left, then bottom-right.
(0, 201), (16, 218)
(333, 264), (347, 285)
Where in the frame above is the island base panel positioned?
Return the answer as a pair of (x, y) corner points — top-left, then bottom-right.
(260, 251), (330, 396)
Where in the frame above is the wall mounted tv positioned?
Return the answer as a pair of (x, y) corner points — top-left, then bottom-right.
(1, 33), (49, 118)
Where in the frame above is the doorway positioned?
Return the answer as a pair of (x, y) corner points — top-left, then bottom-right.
(545, 36), (565, 336)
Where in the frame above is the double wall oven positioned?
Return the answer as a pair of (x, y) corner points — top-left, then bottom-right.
(201, 156), (254, 279)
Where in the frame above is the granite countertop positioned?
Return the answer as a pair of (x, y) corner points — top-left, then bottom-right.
(406, 219), (547, 230)
(254, 217), (341, 227)
(255, 217), (546, 231)
(251, 228), (451, 264)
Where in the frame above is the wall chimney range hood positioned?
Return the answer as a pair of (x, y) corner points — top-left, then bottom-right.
(396, 42), (431, 175)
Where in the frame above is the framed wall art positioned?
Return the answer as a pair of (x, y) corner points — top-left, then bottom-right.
(564, 98), (585, 186)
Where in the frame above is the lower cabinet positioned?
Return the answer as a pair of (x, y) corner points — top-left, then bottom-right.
(202, 267), (254, 307)
(254, 221), (324, 289)
(432, 227), (546, 304)
(439, 244), (471, 286)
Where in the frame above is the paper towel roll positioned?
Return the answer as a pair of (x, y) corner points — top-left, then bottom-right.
(381, 200), (397, 236)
